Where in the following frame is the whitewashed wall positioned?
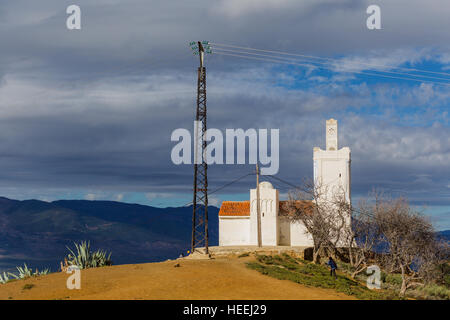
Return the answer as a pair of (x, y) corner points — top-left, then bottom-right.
(250, 182), (278, 246)
(219, 217), (250, 246)
(290, 220), (314, 246)
(278, 217), (291, 246)
(279, 217), (314, 246)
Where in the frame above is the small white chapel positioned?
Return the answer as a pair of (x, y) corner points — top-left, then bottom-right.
(218, 119), (351, 247)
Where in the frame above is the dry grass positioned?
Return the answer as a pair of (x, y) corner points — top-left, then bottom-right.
(0, 256), (355, 300)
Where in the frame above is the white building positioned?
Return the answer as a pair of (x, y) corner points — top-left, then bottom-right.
(218, 118), (351, 247)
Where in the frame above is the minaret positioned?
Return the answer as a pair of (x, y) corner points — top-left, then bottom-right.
(313, 119), (351, 203)
(326, 119), (338, 151)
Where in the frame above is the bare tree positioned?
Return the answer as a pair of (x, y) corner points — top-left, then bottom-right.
(328, 188), (353, 258)
(285, 184), (446, 295)
(345, 198), (381, 279)
(416, 237), (450, 285)
(282, 180), (351, 264)
(373, 196), (437, 295)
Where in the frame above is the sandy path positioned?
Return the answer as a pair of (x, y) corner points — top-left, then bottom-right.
(0, 257), (355, 300)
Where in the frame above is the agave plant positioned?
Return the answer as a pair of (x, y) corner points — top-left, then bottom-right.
(65, 241), (112, 269)
(15, 263), (33, 279)
(36, 268), (51, 276)
(6, 264), (51, 280)
(0, 272), (10, 284)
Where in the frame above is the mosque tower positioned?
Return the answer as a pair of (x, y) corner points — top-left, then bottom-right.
(313, 119), (351, 204)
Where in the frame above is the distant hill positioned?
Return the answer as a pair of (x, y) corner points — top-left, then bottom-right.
(0, 197), (218, 273)
(438, 230), (450, 241)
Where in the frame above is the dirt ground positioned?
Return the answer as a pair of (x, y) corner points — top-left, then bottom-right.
(0, 256), (355, 300)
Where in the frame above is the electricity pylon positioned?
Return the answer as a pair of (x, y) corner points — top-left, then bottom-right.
(189, 41), (212, 254)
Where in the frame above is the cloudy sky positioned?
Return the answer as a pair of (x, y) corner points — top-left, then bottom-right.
(0, 0), (449, 229)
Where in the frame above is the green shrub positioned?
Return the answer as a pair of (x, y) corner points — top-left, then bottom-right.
(338, 262), (354, 273)
(384, 273), (402, 286)
(22, 284), (35, 290)
(444, 274), (450, 288)
(247, 254), (400, 300)
(419, 284), (450, 300)
(65, 241), (112, 269)
(380, 271), (387, 283)
(255, 254), (275, 265)
(238, 252), (250, 258)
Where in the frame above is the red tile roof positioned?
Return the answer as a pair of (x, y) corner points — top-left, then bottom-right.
(218, 200), (314, 217)
(279, 200), (314, 216)
(219, 201), (250, 216)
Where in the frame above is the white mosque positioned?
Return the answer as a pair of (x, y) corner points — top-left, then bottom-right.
(218, 119), (351, 247)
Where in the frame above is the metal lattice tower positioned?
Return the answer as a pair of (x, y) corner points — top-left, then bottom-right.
(190, 41), (212, 254)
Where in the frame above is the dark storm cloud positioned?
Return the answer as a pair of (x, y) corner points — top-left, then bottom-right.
(0, 0), (448, 212)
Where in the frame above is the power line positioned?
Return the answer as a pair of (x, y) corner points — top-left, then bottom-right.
(267, 175), (312, 194)
(210, 172), (254, 196)
(214, 50), (314, 68)
(213, 47), (450, 82)
(181, 172), (254, 207)
(213, 50), (450, 87)
(264, 175), (286, 191)
(211, 42), (450, 78)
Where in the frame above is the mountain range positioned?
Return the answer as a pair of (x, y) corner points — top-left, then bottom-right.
(0, 197), (218, 273)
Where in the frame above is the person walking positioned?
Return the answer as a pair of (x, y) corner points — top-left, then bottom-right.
(326, 257), (338, 280)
